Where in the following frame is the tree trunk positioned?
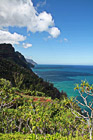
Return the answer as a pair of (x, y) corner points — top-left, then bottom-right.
(89, 128), (92, 140)
(18, 119), (23, 132)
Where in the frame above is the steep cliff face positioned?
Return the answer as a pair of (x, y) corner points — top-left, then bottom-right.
(0, 43), (34, 68)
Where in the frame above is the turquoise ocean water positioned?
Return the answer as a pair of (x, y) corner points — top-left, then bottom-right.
(33, 65), (93, 113)
(33, 65), (93, 97)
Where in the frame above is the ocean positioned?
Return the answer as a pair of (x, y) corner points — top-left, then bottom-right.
(33, 65), (93, 113)
(33, 65), (93, 96)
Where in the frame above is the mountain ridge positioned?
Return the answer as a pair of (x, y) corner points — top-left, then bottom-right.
(0, 43), (67, 99)
(0, 43), (34, 68)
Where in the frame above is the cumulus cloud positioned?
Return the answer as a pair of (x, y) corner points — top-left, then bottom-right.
(48, 27), (60, 38)
(0, 30), (26, 44)
(23, 43), (32, 48)
(0, 0), (60, 38)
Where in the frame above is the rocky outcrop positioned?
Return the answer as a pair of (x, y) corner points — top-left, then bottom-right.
(0, 43), (15, 58)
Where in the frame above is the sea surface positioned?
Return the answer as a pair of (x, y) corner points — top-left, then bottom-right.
(33, 65), (93, 113)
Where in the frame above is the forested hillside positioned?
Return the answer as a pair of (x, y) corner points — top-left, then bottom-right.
(0, 43), (66, 99)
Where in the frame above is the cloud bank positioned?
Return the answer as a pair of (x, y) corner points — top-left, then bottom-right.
(0, 30), (26, 45)
(0, 0), (60, 39)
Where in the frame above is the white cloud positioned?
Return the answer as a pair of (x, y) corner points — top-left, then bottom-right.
(23, 43), (32, 48)
(0, 30), (26, 45)
(36, 12), (54, 32)
(48, 27), (60, 38)
(0, 0), (60, 38)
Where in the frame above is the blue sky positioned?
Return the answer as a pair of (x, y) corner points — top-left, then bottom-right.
(0, 0), (93, 65)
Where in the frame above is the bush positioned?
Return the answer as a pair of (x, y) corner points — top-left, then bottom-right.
(0, 133), (89, 140)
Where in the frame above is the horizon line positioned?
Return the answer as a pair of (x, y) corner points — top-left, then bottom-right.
(36, 64), (93, 66)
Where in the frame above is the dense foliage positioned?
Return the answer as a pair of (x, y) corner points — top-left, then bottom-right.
(0, 133), (89, 140)
(0, 78), (89, 139)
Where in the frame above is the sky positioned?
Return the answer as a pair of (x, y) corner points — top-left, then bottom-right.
(0, 0), (93, 65)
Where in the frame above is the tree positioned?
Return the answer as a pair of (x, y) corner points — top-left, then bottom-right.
(68, 80), (93, 139)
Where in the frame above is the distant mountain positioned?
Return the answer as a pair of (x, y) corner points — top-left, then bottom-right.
(26, 58), (37, 66)
(0, 43), (34, 68)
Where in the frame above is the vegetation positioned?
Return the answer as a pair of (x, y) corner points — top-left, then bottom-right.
(0, 58), (66, 99)
(0, 44), (92, 139)
(0, 43), (67, 99)
(0, 78), (90, 139)
(0, 133), (89, 140)
(73, 81), (93, 140)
